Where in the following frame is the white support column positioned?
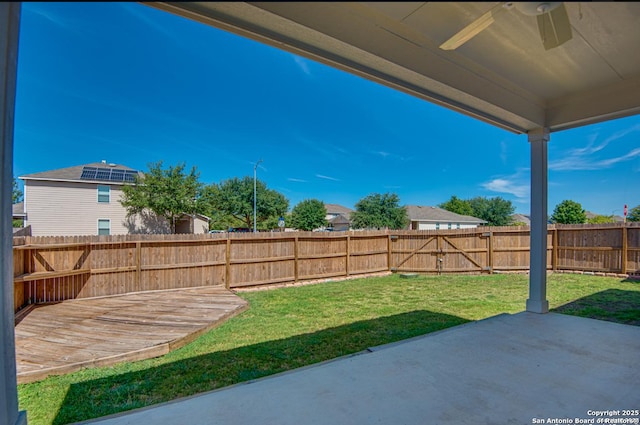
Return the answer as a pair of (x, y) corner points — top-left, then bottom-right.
(1, 3), (27, 425)
(527, 128), (550, 314)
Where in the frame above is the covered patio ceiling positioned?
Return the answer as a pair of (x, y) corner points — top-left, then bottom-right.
(149, 2), (640, 134)
(1, 3), (640, 425)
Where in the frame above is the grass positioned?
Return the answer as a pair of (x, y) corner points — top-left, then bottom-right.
(17, 273), (640, 425)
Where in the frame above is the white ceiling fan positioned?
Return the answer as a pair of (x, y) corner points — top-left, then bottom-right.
(439, 2), (572, 51)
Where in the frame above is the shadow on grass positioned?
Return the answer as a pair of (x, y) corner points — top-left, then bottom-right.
(54, 310), (468, 424)
(552, 288), (640, 326)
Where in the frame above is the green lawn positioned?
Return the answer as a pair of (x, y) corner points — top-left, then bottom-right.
(18, 273), (640, 425)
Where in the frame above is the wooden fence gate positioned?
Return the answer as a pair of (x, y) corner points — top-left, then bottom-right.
(389, 231), (490, 274)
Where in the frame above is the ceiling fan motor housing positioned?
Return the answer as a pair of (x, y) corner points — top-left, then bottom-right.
(514, 2), (562, 16)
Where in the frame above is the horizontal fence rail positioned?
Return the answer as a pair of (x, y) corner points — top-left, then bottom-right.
(12, 223), (640, 313)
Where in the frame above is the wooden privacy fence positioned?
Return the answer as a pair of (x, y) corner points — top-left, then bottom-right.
(12, 223), (640, 313)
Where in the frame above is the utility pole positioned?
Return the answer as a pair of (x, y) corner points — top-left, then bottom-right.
(253, 159), (263, 233)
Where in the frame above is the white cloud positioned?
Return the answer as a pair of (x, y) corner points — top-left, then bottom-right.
(369, 150), (412, 162)
(316, 174), (340, 181)
(27, 4), (71, 30)
(550, 124), (640, 171)
(293, 56), (311, 76)
(481, 178), (529, 199)
(597, 148), (640, 167)
(287, 178), (307, 183)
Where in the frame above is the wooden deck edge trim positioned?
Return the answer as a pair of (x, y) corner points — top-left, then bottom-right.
(167, 302), (250, 351)
(14, 304), (36, 325)
(17, 344), (171, 384)
(16, 296), (250, 385)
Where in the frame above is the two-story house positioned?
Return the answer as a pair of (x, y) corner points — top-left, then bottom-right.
(324, 204), (353, 231)
(19, 161), (209, 236)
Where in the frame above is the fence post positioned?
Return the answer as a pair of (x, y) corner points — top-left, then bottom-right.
(387, 233), (392, 272)
(294, 235), (299, 282)
(621, 223), (628, 275)
(345, 235), (350, 276)
(488, 229), (493, 274)
(552, 226), (558, 272)
(135, 242), (141, 291)
(225, 237), (231, 289)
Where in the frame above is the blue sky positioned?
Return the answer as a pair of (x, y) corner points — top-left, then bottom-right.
(13, 2), (639, 216)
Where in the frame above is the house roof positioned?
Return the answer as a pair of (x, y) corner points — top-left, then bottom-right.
(585, 211), (625, 223)
(405, 205), (485, 224)
(511, 214), (531, 225)
(325, 204), (353, 214)
(328, 215), (350, 225)
(325, 204), (353, 217)
(19, 162), (141, 184)
(12, 202), (25, 218)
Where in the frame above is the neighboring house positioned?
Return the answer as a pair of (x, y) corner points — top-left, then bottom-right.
(511, 213), (531, 226)
(324, 204), (353, 231)
(175, 214), (211, 234)
(19, 161), (209, 236)
(11, 202), (30, 235)
(585, 211), (625, 223)
(405, 205), (486, 230)
(12, 202), (25, 222)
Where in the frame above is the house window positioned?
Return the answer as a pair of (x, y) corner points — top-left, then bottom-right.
(456, 223), (461, 229)
(448, 223), (452, 229)
(435, 223), (440, 230)
(97, 185), (110, 203)
(98, 219), (110, 236)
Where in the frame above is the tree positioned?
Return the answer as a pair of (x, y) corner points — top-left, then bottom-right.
(586, 214), (615, 224)
(550, 200), (586, 224)
(120, 161), (204, 233)
(468, 196), (515, 226)
(627, 205), (640, 222)
(351, 193), (408, 230)
(291, 199), (327, 231)
(12, 178), (24, 228)
(439, 195), (474, 216)
(13, 177), (22, 204)
(203, 176), (288, 230)
(206, 210), (244, 232)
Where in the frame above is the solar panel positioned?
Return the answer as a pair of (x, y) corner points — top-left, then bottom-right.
(124, 171), (138, 182)
(80, 167), (97, 180)
(80, 166), (139, 182)
(110, 170), (124, 181)
(95, 169), (111, 180)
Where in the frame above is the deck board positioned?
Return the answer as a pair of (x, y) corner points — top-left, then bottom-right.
(14, 286), (249, 384)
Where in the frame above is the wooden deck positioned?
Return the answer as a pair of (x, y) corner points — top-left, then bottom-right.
(14, 286), (249, 384)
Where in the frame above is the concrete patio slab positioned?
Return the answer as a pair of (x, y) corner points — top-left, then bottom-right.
(81, 312), (640, 425)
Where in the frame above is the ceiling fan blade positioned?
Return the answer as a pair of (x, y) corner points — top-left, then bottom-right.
(536, 3), (572, 50)
(440, 3), (507, 51)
